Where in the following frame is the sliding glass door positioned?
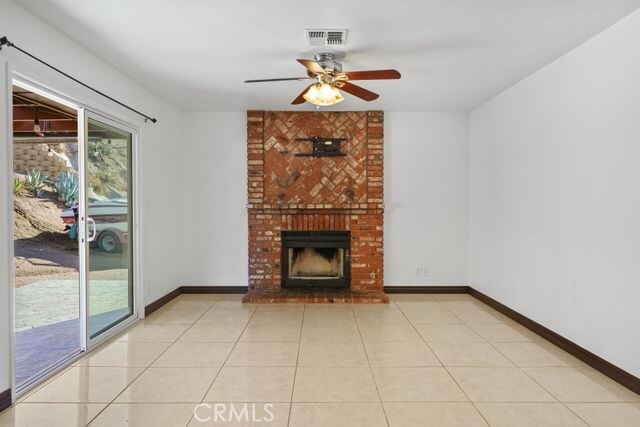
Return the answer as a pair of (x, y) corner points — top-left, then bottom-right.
(12, 82), (82, 391)
(84, 113), (134, 341)
(12, 79), (138, 394)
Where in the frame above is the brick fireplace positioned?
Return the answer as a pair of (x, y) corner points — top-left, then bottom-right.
(243, 110), (388, 303)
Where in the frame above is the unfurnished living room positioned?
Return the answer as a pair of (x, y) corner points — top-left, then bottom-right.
(0, 0), (639, 426)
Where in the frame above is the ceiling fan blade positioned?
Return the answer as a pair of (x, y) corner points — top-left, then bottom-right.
(244, 77), (312, 83)
(343, 69), (401, 80)
(297, 59), (325, 74)
(291, 84), (315, 105)
(339, 82), (379, 101)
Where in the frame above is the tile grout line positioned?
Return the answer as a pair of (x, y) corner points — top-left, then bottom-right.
(89, 300), (231, 424)
(15, 350), (84, 403)
(441, 298), (595, 426)
(441, 299), (564, 424)
(182, 298), (260, 427)
(353, 303), (391, 427)
(11, 295), (636, 425)
(395, 299), (494, 427)
(286, 303), (306, 427)
(20, 299), (214, 425)
(85, 296), (223, 426)
(491, 359), (594, 426)
(449, 297), (601, 425)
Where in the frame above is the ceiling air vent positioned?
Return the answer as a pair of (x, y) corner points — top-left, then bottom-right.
(304, 29), (348, 46)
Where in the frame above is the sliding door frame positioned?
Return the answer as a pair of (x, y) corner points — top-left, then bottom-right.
(7, 69), (145, 399)
(82, 109), (138, 347)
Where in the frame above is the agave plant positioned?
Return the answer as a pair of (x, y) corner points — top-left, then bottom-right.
(25, 169), (48, 197)
(13, 177), (26, 196)
(53, 171), (79, 207)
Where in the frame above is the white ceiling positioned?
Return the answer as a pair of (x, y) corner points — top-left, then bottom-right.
(15, 0), (640, 111)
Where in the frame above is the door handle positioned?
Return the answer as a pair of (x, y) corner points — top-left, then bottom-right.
(87, 217), (97, 242)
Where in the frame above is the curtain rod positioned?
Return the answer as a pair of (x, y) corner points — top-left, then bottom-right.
(1, 36), (157, 123)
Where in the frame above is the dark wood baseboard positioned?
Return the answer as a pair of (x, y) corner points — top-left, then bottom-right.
(468, 287), (640, 395)
(0, 388), (11, 413)
(384, 285), (469, 294)
(182, 286), (248, 294)
(145, 286), (248, 316)
(144, 288), (182, 316)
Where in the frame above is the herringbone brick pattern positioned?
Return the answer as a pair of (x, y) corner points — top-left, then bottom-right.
(263, 111), (368, 205)
(247, 111), (385, 295)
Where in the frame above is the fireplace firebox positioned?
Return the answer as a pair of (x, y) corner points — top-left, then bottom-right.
(281, 231), (350, 288)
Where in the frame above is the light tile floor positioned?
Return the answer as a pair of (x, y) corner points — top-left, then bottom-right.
(1, 293), (639, 426)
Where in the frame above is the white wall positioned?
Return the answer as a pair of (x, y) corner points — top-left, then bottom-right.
(469, 10), (640, 377)
(179, 112), (248, 286)
(179, 111), (470, 287)
(0, 0), (183, 393)
(385, 112), (468, 285)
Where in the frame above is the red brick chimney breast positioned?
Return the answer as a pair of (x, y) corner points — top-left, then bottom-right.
(244, 110), (387, 303)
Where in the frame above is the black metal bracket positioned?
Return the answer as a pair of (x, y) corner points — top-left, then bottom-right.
(0, 36), (11, 49)
(294, 136), (347, 158)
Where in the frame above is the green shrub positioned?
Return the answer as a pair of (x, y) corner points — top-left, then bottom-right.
(13, 177), (26, 196)
(88, 140), (113, 162)
(25, 169), (47, 197)
(53, 171), (79, 207)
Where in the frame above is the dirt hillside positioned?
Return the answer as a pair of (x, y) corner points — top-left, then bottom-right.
(13, 189), (79, 287)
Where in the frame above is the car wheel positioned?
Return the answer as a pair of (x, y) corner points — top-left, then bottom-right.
(98, 231), (121, 253)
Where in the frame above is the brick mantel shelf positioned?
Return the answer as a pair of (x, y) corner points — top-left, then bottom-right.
(244, 110), (388, 303)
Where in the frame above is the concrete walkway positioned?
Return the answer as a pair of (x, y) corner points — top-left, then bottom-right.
(15, 279), (129, 331)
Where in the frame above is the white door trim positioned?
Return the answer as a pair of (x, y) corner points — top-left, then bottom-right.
(82, 108), (141, 347)
(7, 70), (145, 399)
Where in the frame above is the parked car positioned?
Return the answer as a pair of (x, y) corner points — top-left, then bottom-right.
(61, 199), (128, 253)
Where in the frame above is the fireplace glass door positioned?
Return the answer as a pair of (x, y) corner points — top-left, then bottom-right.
(288, 247), (345, 279)
(282, 231), (350, 288)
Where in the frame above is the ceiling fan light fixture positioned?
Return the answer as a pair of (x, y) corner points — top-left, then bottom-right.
(303, 83), (344, 106)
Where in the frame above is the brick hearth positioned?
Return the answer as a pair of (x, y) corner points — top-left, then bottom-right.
(244, 110), (387, 303)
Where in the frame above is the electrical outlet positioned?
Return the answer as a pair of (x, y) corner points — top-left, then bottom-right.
(416, 266), (428, 278)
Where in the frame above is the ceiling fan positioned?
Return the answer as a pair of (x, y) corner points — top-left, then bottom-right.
(244, 52), (401, 106)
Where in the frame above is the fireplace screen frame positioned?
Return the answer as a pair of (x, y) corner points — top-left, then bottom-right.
(281, 230), (351, 288)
